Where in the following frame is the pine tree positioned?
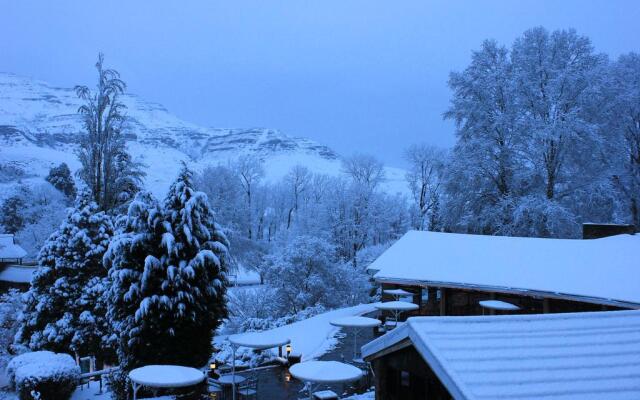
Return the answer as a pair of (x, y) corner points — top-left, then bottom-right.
(16, 188), (115, 361)
(105, 165), (229, 369)
(45, 162), (77, 199)
(104, 191), (165, 371)
(154, 164), (229, 366)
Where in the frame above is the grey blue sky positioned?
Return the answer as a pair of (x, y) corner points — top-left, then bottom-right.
(2, 1), (639, 166)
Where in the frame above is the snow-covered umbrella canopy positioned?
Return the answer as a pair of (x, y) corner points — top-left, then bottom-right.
(330, 316), (381, 328)
(383, 289), (414, 297)
(128, 365), (205, 388)
(229, 332), (291, 350)
(289, 360), (363, 383)
(374, 301), (419, 311)
(478, 300), (521, 311)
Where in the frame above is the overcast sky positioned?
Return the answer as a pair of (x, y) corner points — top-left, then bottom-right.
(2, 1), (639, 166)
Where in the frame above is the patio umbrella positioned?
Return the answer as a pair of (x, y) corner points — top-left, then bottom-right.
(289, 360), (363, 400)
(330, 316), (381, 361)
(374, 301), (419, 327)
(228, 332), (291, 400)
(383, 288), (414, 300)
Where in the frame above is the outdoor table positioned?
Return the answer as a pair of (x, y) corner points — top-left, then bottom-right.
(374, 301), (419, 327)
(129, 365), (205, 400)
(228, 332), (291, 400)
(479, 300), (521, 314)
(330, 316), (381, 361)
(217, 374), (247, 385)
(289, 360), (363, 400)
(383, 288), (414, 300)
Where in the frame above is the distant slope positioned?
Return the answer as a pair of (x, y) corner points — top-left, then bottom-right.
(0, 73), (407, 199)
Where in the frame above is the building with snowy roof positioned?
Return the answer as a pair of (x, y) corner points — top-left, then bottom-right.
(368, 226), (639, 317)
(361, 310), (640, 400)
(0, 234), (26, 265)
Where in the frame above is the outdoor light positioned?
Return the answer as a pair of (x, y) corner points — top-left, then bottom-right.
(286, 344), (292, 356)
(209, 362), (216, 371)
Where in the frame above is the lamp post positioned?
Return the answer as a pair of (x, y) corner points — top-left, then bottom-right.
(286, 344), (292, 358)
(209, 362), (218, 379)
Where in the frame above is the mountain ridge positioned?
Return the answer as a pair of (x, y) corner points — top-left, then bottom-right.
(0, 72), (406, 199)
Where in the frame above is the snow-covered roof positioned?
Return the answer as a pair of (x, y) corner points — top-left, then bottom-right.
(362, 310), (640, 400)
(0, 234), (27, 260)
(368, 230), (640, 307)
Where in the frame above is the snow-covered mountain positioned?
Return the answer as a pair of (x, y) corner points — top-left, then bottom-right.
(0, 73), (407, 198)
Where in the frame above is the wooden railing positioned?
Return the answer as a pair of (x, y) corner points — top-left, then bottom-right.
(77, 367), (120, 393)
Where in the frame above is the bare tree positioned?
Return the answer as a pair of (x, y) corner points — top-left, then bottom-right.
(233, 155), (264, 239)
(404, 144), (446, 230)
(341, 153), (385, 192)
(75, 53), (144, 211)
(285, 165), (311, 229)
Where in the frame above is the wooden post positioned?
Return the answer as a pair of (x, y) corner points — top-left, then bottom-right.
(439, 288), (446, 316)
(490, 292), (496, 316)
(543, 298), (550, 314)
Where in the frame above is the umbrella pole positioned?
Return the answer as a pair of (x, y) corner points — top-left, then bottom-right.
(232, 345), (236, 400)
(353, 328), (359, 360)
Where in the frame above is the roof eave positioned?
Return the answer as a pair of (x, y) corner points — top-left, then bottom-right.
(374, 276), (640, 310)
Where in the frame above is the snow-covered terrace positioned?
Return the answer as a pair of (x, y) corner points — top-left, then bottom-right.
(362, 310), (640, 400)
(368, 230), (640, 308)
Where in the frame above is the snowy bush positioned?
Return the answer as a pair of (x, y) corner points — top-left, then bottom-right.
(8, 183), (69, 259)
(237, 304), (327, 333)
(262, 235), (338, 315)
(7, 351), (79, 400)
(0, 289), (22, 368)
(212, 342), (273, 369)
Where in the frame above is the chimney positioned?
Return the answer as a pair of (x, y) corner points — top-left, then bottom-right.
(582, 223), (636, 239)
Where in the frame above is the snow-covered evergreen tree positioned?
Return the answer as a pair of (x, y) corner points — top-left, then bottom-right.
(45, 162), (77, 199)
(16, 188), (115, 362)
(106, 165), (229, 369)
(104, 191), (164, 371)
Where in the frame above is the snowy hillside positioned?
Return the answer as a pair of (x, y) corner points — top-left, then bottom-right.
(0, 73), (407, 198)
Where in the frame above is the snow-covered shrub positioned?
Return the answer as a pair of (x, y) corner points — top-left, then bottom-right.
(0, 289), (22, 370)
(1, 183), (69, 259)
(237, 304), (327, 333)
(212, 342), (273, 369)
(45, 163), (76, 199)
(262, 235), (337, 315)
(7, 351), (79, 400)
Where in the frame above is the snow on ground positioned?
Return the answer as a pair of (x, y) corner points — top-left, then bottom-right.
(228, 266), (261, 286)
(217, 303), (378, 361)
(71, 380), (173, 400)
(344, 391), (375, 400)
(0, 266), (35, 284)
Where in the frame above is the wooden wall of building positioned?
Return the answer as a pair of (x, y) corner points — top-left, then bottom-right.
(370, 345), (452, 400)
(380, 283), (627, 318)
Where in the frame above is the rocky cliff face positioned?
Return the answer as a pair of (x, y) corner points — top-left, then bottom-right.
(0, 73), (405, 199)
